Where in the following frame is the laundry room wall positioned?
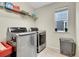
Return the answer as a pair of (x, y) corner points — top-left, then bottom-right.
(0, 2), (35, 41)
(35, 2), (76, 51)
(76, 2), (79, 56)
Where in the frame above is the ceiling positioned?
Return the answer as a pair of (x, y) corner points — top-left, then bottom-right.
(25, 2), (53, 10)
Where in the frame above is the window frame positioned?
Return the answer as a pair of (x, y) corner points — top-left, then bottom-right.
(55, 7), (68, 32)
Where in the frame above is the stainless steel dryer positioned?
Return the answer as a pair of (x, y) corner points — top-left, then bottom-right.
(30, 27), (46, 53)
(7, 27), (37, 57)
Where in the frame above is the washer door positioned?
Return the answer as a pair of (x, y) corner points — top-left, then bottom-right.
(17, 33), (37, 57)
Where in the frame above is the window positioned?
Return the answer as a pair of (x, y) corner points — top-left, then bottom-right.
(55, 8), (68, 32)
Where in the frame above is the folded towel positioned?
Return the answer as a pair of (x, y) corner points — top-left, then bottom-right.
(0, 43), (7, 51)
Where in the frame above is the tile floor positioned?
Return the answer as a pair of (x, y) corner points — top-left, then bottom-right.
(37, 47), (67, 57)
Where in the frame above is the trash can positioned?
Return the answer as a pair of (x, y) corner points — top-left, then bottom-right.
(59, 38), (76, 57)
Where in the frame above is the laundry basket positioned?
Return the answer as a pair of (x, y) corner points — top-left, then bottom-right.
(59, 38), (76, 57)
(0, 42), (12, 57)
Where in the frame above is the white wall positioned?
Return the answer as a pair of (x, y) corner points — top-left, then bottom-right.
(76, 2), (79, 56)
(0, 2), (35, 41)
(35, 2), (76, 50)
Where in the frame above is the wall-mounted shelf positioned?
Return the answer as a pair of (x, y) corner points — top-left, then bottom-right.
(0, 2), (38, 20)
(19, 10), (38, 20)
(5, 8), (38, 20)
